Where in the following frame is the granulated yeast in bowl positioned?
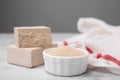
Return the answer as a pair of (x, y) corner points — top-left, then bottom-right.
(47, 46), (85, 57)
(43, 46), (89, 76)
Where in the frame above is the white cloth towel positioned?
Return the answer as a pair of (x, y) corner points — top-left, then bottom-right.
(60, 18), (120, 74)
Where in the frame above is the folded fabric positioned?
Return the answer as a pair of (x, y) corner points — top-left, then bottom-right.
(59, 18), (120, 74)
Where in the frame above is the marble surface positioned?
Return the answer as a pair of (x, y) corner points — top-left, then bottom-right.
(0, 33), (120, 80)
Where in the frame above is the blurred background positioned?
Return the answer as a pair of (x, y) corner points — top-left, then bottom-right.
(0, 0), (120, 33)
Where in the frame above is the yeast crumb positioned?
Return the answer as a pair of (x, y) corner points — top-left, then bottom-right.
(47, 46), (85, 57)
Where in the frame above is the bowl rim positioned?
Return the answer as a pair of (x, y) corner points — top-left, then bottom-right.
(43, 47), (89, 59)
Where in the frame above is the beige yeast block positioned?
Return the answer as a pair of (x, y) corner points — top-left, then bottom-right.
(14, 26), (52, 48)
(7, 45), (44, 68)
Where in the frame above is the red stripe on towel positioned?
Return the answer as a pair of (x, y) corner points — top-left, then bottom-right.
(97, 53), (102, 59)
(103, 54), (120, 66)
(63, 41), (68, 46)
(86, 46), (94, 54)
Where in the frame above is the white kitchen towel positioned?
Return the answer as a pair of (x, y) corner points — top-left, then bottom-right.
(59, 18), (120, 74)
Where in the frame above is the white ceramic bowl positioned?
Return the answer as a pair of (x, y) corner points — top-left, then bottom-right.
(43, 47), (89, 76)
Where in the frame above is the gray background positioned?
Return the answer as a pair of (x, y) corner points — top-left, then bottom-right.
(0, 0), (120, 33)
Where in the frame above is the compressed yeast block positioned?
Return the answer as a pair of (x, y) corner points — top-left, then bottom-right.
(14, 26), (52, 48)
(7, 45), (44, 68)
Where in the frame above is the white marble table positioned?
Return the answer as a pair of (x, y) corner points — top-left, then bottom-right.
(0, 33), (120, 80)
